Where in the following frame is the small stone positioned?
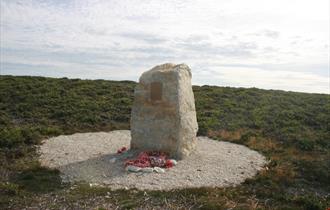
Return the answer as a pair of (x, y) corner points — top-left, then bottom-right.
(141, 167), (154, 173)
(169, 159), (177, 165)
(110, 158), (116, 163)
(153, 167), (165, 173)
(126, 165), (141, 172)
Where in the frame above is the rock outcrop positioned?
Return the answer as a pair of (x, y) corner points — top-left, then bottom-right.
(130, 63), (198, 159)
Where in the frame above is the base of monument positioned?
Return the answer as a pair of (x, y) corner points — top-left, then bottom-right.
(39, 130), (267, 191)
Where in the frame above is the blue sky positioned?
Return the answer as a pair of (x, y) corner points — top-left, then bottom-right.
(0, 0), (329, 93)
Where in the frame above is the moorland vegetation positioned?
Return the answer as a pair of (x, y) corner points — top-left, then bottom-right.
(0, 75), (329, 209)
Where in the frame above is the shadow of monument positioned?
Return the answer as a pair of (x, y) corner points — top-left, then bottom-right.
(57, 150), (139, 183)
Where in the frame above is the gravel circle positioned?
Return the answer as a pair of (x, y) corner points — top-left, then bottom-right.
(39, 130), (267, 191)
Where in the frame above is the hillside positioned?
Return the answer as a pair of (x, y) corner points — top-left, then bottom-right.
(0, 75), (329, 209)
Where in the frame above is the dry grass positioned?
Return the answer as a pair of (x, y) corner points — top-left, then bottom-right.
(208, 129), (244, 141)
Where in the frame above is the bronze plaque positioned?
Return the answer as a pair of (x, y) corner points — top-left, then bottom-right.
(150, 82), (162, 101)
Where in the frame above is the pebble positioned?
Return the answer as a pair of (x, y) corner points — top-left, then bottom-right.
(153, 167), (165, 173)
(141, 167), (154, 173)
(110, 158), (116, 163)
(126, 165), (141, 172)
(169, 159), (177, 165)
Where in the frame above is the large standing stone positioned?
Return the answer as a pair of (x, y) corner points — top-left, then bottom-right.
(130, 63), (198, 159)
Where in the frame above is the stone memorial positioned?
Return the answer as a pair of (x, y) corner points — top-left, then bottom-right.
(130, 63), (198, 159)
(39, 62), (267, 190)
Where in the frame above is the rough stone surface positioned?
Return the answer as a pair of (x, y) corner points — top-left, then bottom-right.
(39, 130), (267, 191)
(131, 63), (198, 159)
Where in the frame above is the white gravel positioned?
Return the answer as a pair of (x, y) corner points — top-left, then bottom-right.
(39, 130), (267, 191)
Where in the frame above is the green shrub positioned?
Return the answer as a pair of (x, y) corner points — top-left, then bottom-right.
(0, 128), (24, 148)
(297, 138), (315, 151)
(12, 166), (62, 193)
